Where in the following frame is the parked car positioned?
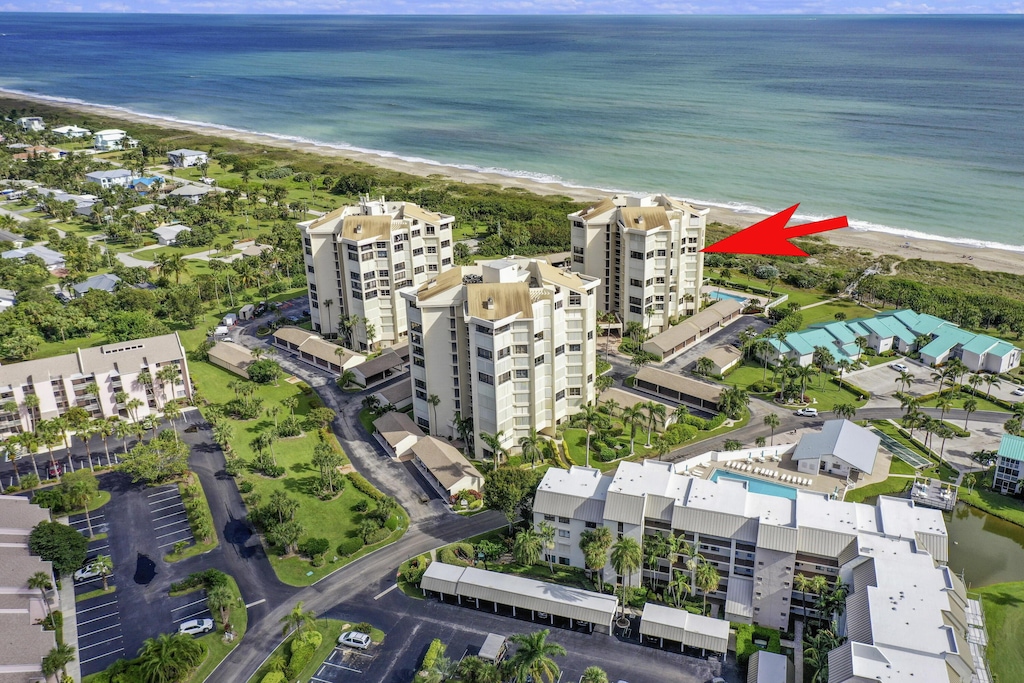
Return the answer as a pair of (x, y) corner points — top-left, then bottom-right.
(1012, 387), (1024, 396)
(338, 631), (371, 650)
(890, 362), (909, 372)
(253, 302), (268, 316)
(47, 462), (63, 479)
(73, 561), (106, 583)
(178, 618), (215, 636)
(795, 407), (818, 417)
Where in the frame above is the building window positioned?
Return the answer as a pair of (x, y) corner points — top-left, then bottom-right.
(414, 266), (424, 275)
(515, 369), (529, 379)
(544, 514), (555, 521)
(555, 389), (565, 400)
(558, 529), (570, 538)
(499, 372), (512, 384)
(569, 293), (581, 306)
(585, 521), (597, 529)
(569, 344), (581, 352)
(535, 355), (544, 366)
(477, 348), (493, 360)
(478, 372), (494, 385)
(569, 387), (581, 396)
(413, 247), (424, 256)
(555, 345), (565, 356)
(441, 240), (450, 248)
(427, 246), (437, 254)
(630, 251), (643, 260)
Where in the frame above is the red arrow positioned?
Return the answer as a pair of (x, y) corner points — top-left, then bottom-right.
(702, 204), (848, 257)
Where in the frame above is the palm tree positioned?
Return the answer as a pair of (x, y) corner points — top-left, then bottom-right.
(576, 404), (602, 467)
(453, 412), (474, 456)
(670, 569), (692, 608)
(23, 392), (40, 432)
(95, 554), (113, 590)
(896, 370), (914, 394)
(600, 398), (620, 418)
(337, 368), (355, 389)
(936, 422), (955, 462)
(579, 526), (613, 587)
(427, 394), (441, 434)
(695, 356), (714, 376)
(963, 397), (978, 430)
(518, 429), (543, 468)
(322, 298), (334, 337)
(835, 359), (853, 390)
(480, 431), (509, 468)
(137, 633), (205, 683)
(643, 401), (666, 448)
(456, 656), (503, 683)
(64, 474), (98, 537)
(42, 642), (76, 680)
(763, 413), (780, 445)
(621, 405), (645, 456)
(795, 364), (817, 401)
(967, 372), (984, 395)
(580, 667), (609, 683)
(279, 601), (317, 636)
(206, 583), (234, 628)
(536, 521), (556, 574)
(513, 528), (543, 567)
(718, 385), (750, 420)
(936, 393), (955, 421)
(794, 573), (813, 622)
(964, 472), (977, 493)
(610, 536), (642, 616)
(833, 403), (857, 421)
(28, 571), (53, 619)
(695, 561), (720, 613)
(507, 629), (566, 683)
(803, 629), (842, 683)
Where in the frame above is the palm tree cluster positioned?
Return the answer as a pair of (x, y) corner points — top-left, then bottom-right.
(797, 574), (850, 683)
(420, 629), (573, 683)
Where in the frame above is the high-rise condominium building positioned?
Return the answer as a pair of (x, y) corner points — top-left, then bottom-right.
(300, 196), (455, 351)
(568, 194), (708, 334)
(0, 333), (191, 439)
(401, 257), (599, 460)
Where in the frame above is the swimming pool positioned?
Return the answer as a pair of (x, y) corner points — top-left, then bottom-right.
(708, 290), (748, 303)
(709, 469), (798, 500)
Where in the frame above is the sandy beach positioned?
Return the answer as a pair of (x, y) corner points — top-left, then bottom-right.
(6, 89), (1024, 277)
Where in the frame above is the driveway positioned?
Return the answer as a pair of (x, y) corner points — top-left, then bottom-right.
(659, 314), (771, 374)
(846, 359), (937, 405)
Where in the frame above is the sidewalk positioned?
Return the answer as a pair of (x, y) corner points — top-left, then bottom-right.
(56, 517), (83, 682)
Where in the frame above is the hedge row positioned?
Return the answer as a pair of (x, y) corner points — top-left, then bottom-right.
(286, 630), (322, 679)
(421, 639), (446, 673)
(829, 376), (871, 400)
(347, 472), (384, 500)
(734, 623), (783, 667)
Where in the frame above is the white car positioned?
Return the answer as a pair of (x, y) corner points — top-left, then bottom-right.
(890, 362), (909, 372)
(795, 407), (818, 417)
(338, 631), (371, 650)
(178, 618), (215, 636)
(1012, 387), (1024, 397)
(73, 561), (105, 583)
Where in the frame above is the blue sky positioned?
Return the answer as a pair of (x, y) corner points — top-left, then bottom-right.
(1, 1), (1021, 13)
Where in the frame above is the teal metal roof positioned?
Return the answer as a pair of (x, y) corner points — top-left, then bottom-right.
(998, 434), (1024, 463)
(846, 320), (871, 337)
(990, 341), (1017, 357)
(961, 335), (999, 356)
(821, 321), (858, 345)
(785, 334), (816, 356)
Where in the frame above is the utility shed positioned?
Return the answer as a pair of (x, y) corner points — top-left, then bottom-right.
(420, 562), (618, 633)
(748, 650), (792, 683)
(639, 602), (731, 655)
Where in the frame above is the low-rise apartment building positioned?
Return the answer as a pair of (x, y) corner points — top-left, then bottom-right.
(568, 194), (707, 333)
(0, 333), (191, 439)
(300, 196), (455, 351)
(993, 433), (1024, 494)
(533, 459), (949, 633)
(402, 257), (599, 458)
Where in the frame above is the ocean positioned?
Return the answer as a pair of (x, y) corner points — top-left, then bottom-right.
(1, 14), (1022, 248)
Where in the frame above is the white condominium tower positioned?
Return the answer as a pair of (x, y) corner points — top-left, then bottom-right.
(402, 257), (600, 460)
(569, 194), (708, 334)
(300, 196), (455, 351)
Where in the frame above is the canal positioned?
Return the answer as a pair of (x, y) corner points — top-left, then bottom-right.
(946, 502), (1024, 588)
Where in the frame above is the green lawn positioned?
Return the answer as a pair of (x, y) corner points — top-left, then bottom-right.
(708, 270), (826, 307)
(976, 581), (1024, 683)
(76, 586), (115, 602)
(191, 361), (406, 586)
(844, 476), (913, 504)
(249, 619), (348, 683)
(797, 300), (875, 327)
(919, 394), (1010, 414)
(871, 421), (959, 482)
(959, 470), (1024, 529)
(724, 361), (867, 412)
(187, 575), (248, 683)
(889, 458), (916, 475)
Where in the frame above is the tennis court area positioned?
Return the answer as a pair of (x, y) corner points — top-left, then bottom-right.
(871, 427), (931, 469)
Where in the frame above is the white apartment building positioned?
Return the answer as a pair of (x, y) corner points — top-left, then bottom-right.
(401, 257), (599, 458)
(300, 196), (455, 351)
(0, 333), (192, 439)
(568, 194), (708, 333)
(533, 459), (949, 633)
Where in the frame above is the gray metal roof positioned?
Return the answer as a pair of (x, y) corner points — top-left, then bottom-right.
(638, 603), (730, 653)
(72, 273), (121, 295)
(725, 576), (753, 619)
(792, 419), (880, 475)
(421, 561), (466, 596)
(750, 651), (790, 683)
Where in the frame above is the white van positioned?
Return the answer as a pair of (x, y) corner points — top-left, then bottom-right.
(214, 325), (230, 338)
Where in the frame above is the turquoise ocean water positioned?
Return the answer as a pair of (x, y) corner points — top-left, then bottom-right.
(1, 14), (1022, 248)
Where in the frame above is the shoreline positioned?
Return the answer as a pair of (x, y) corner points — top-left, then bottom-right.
(6, 88), (1024, 277)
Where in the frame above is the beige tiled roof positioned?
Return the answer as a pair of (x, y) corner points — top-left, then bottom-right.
(341, 215), (393, 241)
(466, 283), (533, 322)
(272, 327), (360, 366)
(534, 261), (594, 293)
(576, 197), (617, 221)
(411, 437), (483, 490)
(619, 206), (671, 232)
(401, 203), (444, 224)
(635, 367), (723, 403)
(207, 341), (254, 370)
(373, 411), (424, 449)
(307, 206), (347, 230)
(704, 345), (743, 367)
(416, 267), (467, 301)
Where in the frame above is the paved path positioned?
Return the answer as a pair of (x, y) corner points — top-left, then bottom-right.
(0, 203), (30, 223)
(114, 251), (153, 268)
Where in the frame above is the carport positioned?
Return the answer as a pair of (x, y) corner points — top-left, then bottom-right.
(639, 603), (730, 659)
(421, 562), (618, 634)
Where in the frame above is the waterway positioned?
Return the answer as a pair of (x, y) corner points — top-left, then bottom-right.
(945, 502), (1024, 589)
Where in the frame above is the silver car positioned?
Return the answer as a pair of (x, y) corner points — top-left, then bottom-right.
(338, 631), (371, 649)
(178, 618), (215, 636)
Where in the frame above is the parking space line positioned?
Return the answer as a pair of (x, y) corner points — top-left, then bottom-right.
(79, 634), (123, 650)
(148, 488), (177, 498)
(76, 599), (118, 614)
(89, 544), (109, 553)
(321, 661), (362, 674)
(157, 528), (194, 540)
(149, 503), (183, 513)
(173, 609), (210, 623)
(159, 538), (193, 549)
(311, 676), (334, 683)
(70, 515), (104, 525)
(80, 624), (121, 638)
(171, 597), (208, 611)
(153, 511), (187, 522)
(81, 648), (124, 665)
(78, 613), (120, 627)
(154, 520), (191, 531)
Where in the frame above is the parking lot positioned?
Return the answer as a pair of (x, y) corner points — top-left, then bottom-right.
(848, 358), (938, 400)
(71, 511), (124, 674)
(312, 643), (380, 682)
(146, 485), (196, 553)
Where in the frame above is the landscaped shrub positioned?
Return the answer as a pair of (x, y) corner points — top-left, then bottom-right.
(748, 380), (777, 393)
(286, 630), (323, 678)
(239, 481), (254, 494)
(19, 473), (40, 490)
(276, 416), (302, 438)
(347, 472), (384, 500)
(337, 538), (363, 557)
(401, 554), (431, 584)
(421, 639), (446, 673)
(735, 624), (783, 667)
(663, 423), (698, 445)
(352, 500), (370, 513)
(362, 526), (390, 545)
(829, 377), (870, 400)
(170, 568), (228, 594)
(299, 537), (331, 565)
(261, 672), (285, 683)
(438, 542), (474, 567)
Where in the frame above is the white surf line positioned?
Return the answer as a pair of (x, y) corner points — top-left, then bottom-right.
(244, 598), (266, 608)
(373, 584), (398, 600)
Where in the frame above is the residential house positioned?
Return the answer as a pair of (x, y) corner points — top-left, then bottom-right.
(167, 149), (209, 168)
(51, 124), (91, 139)
(85, 169), (137, 189)
(93, 129), (136, 151)
(372, 411), (424, 458)
(16, 116), (45, 132)
(131, 176), (164, 195)
(0, 229), (26, 248)
(0, 333), (192, 439)
(72, 273), (121, 298)
(1, 245), (66, 271)
(993, 433), (1024, 495)
(168, 184), (211, 205)
(402, 257), (599, 457)
(11, 146), (63, 161)
(792, 419), (880, 479)
(152, 224), (192, 246)
(0, 288), (16, 312)
(569, 194), (708, 333)
(299, 196), (456, 350)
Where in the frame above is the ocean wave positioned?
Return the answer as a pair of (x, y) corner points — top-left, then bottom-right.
(6, 86), (1024, 255)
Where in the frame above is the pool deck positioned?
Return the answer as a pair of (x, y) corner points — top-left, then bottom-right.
(694, 425), (898, 498)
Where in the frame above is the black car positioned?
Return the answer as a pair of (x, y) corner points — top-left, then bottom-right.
(253, 302), (268, 316)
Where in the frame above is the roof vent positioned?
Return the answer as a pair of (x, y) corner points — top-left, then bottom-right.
(484, 297), (494, 310)
(355, 224), (363, 233)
